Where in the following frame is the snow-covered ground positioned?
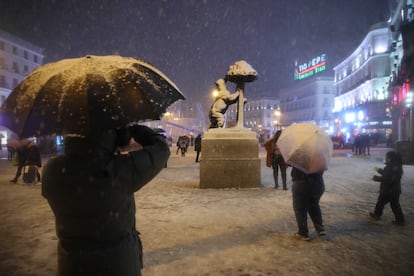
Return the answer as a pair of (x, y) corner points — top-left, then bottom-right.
(0, 146), (413, 276)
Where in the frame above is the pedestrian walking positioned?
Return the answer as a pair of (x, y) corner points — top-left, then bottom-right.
(177, 136), (189, 157)
(9, 139), (31, 184)
(369, 150), (405, 226)
(42, 125), (170, 275)
(194, 134), (202, 163)
(24, 140), (42, 183)
(264, 130), (287, 189)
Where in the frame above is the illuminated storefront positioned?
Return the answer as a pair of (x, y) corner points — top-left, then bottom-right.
(388, 1), (414, 143)
(333, 22), (392, 143)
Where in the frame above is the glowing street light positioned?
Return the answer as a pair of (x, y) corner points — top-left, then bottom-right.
(274, 109), (281, 118)
(273, 108), (281, 131)
(405, 91), (413, 107)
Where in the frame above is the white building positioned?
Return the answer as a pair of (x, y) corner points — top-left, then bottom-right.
(279, 77), (335, 131)
(226, 98), (280, 142)
(332, 22), (392, 141)
(0, 29), (44, 143)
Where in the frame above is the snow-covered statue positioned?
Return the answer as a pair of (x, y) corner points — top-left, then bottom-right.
(208, 61), (258, 129)
(208, 78), (240, 128)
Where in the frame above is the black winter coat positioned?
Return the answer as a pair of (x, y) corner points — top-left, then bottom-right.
(373, 164), (402, 195)
(194, 135), (202, 152)
(42, 133), (170, 276)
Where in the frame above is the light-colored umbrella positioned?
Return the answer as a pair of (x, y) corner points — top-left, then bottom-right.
(276, 123), (333, 174)
(0, 55), (185, 138)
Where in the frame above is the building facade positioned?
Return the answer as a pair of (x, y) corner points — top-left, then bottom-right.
(0, 29), (44, 143)
(332, 22), (392, 143)
(388, 0), (414, 141)
(226, 98), (280, 142)
(387, 0), (414, 162)
(279, 77), (335, 132)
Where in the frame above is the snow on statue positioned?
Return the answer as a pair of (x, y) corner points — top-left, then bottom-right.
(208, 78), (240, 128)
(208, 60), (257, 129)
(225, 60), (258, 83)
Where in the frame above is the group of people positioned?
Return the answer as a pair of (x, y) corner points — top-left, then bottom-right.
(6, 125), (405, 275)
(352, 133), (371, 155)
(175, 134), (202, 162)
(176, 135), (190, 156)
(265, 130), (405, 241)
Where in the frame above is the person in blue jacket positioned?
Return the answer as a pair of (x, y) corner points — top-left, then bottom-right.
(42, 125), (170, 276)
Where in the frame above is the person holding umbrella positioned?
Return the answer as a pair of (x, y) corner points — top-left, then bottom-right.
(42, 125), (170, 275)
(290, 167), (326, 241)
(1, 55), (185, 275)
(276, 123), (332, 241)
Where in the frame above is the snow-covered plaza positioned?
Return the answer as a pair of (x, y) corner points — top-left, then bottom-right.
(0, 146), (413, 275)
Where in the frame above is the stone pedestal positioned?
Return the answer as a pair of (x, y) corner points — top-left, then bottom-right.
(200, 128), (260, 188)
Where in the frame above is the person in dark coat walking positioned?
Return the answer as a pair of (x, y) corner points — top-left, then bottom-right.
(10, 139), (41, 183)
(264, 130), (287, 189)
(42, 125), (170, 276)
(177, 135), (189, 157)
(26, 140), (42, 182)
(291, 167), (326, 241)
(10, 140), (28, 183)
(194, 134), (202, 162)
(369, 150), (405, 226)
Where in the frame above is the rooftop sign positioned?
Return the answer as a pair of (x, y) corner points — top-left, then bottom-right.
(294, 54), (326, 80)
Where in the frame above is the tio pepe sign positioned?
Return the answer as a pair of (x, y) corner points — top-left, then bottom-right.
(294, 54), (326, 80)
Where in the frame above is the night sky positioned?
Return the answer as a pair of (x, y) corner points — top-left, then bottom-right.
(0, 0), (391, 107)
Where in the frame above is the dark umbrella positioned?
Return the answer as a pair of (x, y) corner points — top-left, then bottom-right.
(0, 55), (185, 138)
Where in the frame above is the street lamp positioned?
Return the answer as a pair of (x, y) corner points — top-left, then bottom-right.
(274, 109), (281, 131)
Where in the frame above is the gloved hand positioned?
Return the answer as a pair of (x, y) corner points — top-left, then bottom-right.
(129, 125), (157, 146)
(373, 166), (380, 172)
